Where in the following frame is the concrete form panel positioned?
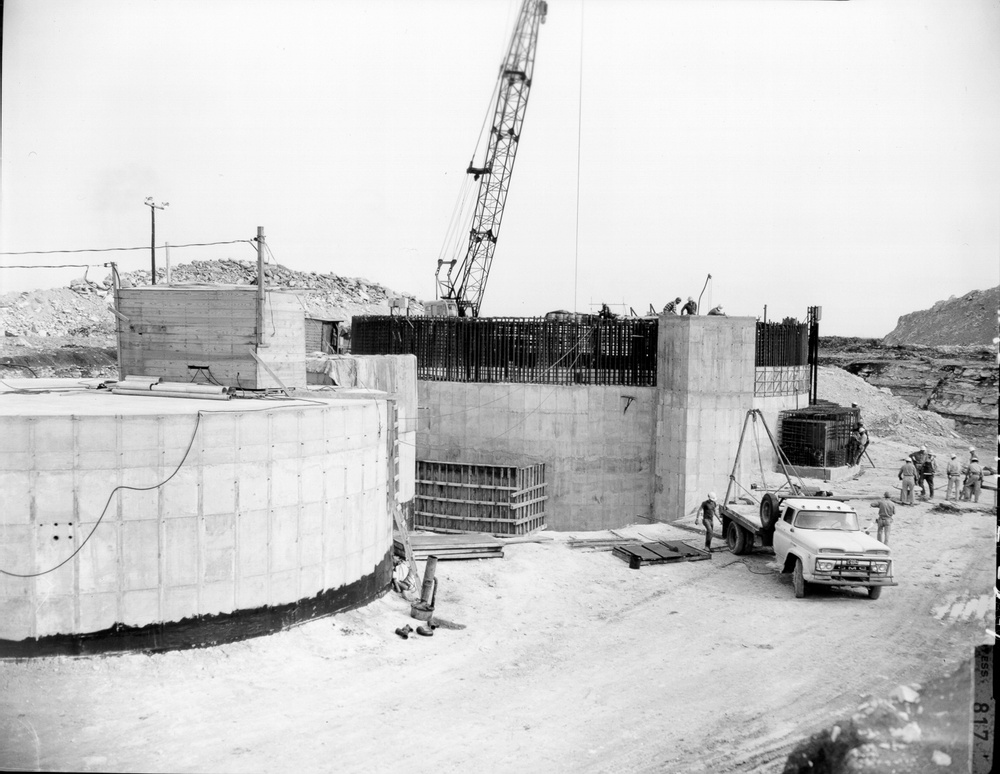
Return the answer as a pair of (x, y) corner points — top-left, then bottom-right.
(34, 594), (75, 637)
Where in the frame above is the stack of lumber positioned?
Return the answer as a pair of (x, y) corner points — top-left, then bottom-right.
(394, 532), (504, 561)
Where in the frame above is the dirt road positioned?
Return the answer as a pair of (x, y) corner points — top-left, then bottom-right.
(0, 437), (993, 773)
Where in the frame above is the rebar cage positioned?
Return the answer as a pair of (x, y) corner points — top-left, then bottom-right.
(350, 316), (811, 386)
(778, 404), (861, 467)
(351, 316), (659, 386)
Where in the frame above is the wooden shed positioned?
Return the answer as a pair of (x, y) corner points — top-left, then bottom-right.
(304, 317), (342, 355)
(116, 285), (306, 389)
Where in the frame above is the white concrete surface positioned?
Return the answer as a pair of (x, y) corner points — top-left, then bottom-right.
(0, 382), (396, 641)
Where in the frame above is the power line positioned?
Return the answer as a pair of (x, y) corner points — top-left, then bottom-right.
(0, 239), (255, 257)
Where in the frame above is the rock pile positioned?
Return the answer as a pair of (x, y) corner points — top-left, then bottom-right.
(882, 285), (999, 346)
(0, 259), (425, 340)
(0, 285), (116, 338)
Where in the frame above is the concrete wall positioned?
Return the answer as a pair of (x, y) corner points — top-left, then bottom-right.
(413, 317), (810, 532)
(306, 355), (417, 507)
(117, 286), (306, 390)
(0, 390), (393, 646)
(416, 382), (657, 531)
(654, 316), (757, 521)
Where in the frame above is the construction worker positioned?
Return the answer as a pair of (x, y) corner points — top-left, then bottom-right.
(845, 428), (862, 467)
(870, 491), (896, 544)
(898, 457), (917, 505)
(960, 447), (977, 500)
(919, 452), (938, 500)
(967, 457), (984, 503)
(662, 297), (682, 315)
(945, 453), (963, 501)
(707, 305), (726, 316)
(909, 445), (929, 498)
(700, 492), (718, 553)
(856, 424), (869, 464)
(681, 297), (698, 315)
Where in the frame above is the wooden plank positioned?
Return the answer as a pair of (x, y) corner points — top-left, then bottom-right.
(641, 543), (682, 560)
(407, 533), (501, 547)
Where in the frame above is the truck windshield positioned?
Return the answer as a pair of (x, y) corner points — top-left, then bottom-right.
(793, 511), (859, 531)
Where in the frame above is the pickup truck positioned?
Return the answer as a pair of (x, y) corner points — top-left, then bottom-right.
(720, 495), (897, 600)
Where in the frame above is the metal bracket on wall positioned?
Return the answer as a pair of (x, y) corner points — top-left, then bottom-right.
(622, 395), (635, 414)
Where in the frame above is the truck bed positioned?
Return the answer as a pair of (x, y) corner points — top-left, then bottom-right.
(719, 503), (763, 534)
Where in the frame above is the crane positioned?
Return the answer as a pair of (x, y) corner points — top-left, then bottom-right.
(434, 0), (548, 317)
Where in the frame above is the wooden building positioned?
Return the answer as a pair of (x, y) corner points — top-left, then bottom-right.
(304, 316), (343, 355)
(116, 285), (306, 389)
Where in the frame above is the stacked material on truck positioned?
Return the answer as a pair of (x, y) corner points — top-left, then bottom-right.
(778, 403), (860, 467)
(415, 460), (546, 536)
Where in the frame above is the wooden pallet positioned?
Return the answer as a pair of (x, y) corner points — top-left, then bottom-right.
(393, 533), (504, 561)
(612, 541), (710, 569)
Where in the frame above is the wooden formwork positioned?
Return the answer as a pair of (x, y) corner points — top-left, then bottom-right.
(415, 460), (547, 536)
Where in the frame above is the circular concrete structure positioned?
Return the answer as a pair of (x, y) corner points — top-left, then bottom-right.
(0, 380), (393, 656)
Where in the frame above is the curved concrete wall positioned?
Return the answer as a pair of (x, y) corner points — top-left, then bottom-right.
(0, 388), (393, 654)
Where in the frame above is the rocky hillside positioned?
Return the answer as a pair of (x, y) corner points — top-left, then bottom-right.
(820, 338), (996, 452)
(882, 286), (999, 346)
(0, 259), (424, 340)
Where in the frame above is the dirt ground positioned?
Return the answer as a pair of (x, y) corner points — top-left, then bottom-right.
(0, 419), (995, 773)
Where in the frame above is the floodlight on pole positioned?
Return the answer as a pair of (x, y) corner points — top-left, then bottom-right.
(144, 197), (169, 285)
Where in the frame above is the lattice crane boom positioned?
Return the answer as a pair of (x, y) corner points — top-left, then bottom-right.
(437, 0), (548, 317)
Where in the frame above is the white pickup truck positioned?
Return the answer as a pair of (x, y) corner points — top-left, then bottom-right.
(771, 497), (896, 599)
(720, 495), (897, 599)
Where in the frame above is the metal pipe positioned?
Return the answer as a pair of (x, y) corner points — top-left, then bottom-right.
(111, 388), (230, 401)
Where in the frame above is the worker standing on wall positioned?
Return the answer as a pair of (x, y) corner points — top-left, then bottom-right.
(700, 492), (718, 553)
(681, 297), (698, 315)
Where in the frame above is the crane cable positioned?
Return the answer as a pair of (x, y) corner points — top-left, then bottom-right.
(573, 0), (585, 314)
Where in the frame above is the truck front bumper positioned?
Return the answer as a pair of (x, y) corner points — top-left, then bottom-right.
(807, 574), (898, 587)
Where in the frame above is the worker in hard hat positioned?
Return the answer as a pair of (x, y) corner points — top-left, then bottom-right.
(681, 296), (698, 315)
(662, 297), (682, 315)
(700, 492), (718, 553)
(707, 305), (726, 316)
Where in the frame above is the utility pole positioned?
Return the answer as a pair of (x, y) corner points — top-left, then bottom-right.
(144, 197), (169, 285)
(256, 227), (267, 348)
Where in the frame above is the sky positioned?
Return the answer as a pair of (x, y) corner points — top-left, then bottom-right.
(2, 0), (998, 337)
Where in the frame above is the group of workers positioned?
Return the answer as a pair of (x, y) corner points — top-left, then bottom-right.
(897, 445), (985, 505)
(662, 297), (726, 317)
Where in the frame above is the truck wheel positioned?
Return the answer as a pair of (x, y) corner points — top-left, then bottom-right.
(793, 557), (807, 598)
(726, 522), (748, 555)
(760, 494), (779, 531)
(867, 585), (883, 600)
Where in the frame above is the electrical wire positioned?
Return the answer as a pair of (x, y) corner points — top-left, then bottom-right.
(0, 239), (255, 258)
(0, 412), (204, 578)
